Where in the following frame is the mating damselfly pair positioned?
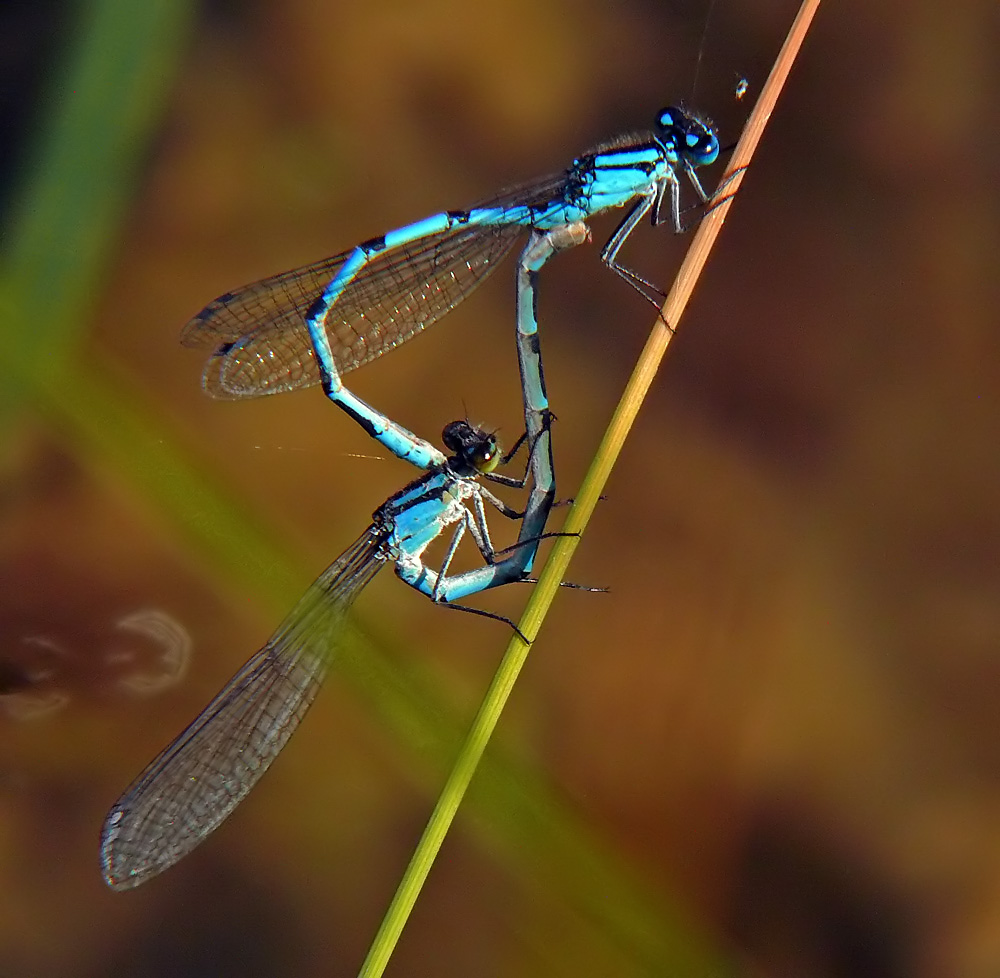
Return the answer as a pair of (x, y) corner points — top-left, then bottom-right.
(100, 105), (720, 890)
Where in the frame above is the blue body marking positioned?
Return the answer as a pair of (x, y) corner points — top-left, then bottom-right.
(181, 107), (719, 461)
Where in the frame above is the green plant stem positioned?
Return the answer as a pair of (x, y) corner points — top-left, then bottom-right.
(357, 1), (822, 975)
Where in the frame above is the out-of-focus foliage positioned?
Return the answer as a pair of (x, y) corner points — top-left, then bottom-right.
(2, 1), (999, 976)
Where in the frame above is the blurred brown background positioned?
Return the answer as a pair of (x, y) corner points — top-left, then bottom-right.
(1, 0), (998, 975)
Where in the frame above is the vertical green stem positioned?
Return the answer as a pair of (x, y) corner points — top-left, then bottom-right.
(357, 1), (822, 974)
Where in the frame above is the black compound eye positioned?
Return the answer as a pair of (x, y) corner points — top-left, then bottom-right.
(441, 420), (473, 454)
(656, 106), (720, 166)
(688, 127), (719, 166)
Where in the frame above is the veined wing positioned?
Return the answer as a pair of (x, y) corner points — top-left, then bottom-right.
(180, 170), (572, 400)
(100, 526), (387, 890)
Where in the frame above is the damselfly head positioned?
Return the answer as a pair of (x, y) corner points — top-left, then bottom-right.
(655, 106), (719, 168)
(441, 421), (501, 474)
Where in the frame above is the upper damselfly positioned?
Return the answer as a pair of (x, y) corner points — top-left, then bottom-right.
(181, 107), (719, 460)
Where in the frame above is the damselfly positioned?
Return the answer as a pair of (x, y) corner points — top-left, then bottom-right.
(100, 412), (561, 889)
(100, 227), (585, 889)
(181, 107), (719, 462)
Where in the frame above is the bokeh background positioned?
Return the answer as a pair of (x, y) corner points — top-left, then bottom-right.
(1, 0), (998, 975)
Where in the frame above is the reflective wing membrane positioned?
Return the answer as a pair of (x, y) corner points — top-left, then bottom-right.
(182, 223), (524, 398)
(180, 170), (572, 400)
(100, 527), (387, 890)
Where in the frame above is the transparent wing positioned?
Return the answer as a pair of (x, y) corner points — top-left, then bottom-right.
(180, 171), (571, 399)
(100, 526), (387, 890)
